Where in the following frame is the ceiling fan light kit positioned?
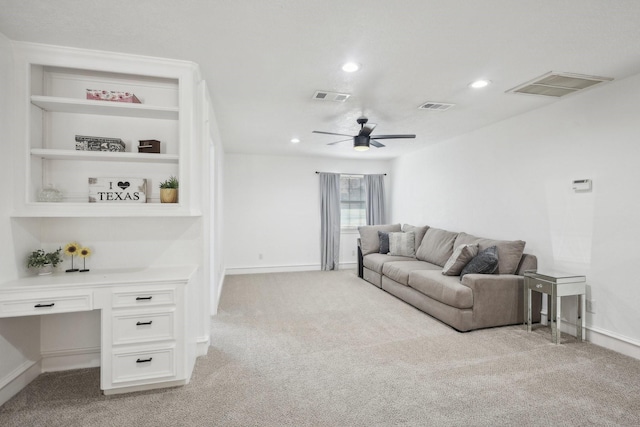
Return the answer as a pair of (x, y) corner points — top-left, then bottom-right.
(313, 117), (415, 151)
(353, 135), (370, 151)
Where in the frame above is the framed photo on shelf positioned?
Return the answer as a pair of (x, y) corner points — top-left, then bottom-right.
(88, 178), (147, 203)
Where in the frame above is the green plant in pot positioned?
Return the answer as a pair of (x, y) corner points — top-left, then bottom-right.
(159, 176), (179, 203)
(27, 248), (62, 275)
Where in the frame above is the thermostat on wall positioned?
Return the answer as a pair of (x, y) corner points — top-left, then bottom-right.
(572, 179), (592, 192)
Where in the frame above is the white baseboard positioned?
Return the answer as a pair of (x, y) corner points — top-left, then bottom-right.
(539, 310), (639, 360)
(0, 359), (41, 407)
(41, 346), (101, 372)
(225, 264), (320, 275)
(586, 326), (640, 360)
(339, 262), (357, 270)
(211, 269), (226, 316)
(225, 262), (356, 275)
(196, 335), (210, 356)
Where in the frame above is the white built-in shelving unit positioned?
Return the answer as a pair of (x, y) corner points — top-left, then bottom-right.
(12, 44), (202, 217)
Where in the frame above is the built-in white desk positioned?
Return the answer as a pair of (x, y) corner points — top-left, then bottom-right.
(0, 266), (198, 395)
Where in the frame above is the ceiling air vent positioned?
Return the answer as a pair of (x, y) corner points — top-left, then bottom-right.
(312, 90), (351, 102)
(507, 71), (613, 98)
(418, 101), (455, 111)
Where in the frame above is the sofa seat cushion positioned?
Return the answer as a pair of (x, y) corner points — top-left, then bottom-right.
(454, 232), (526, 275)
(408, 270), (474, 309)
(382, 260), (441, 286)
(363, 253), (414, 273)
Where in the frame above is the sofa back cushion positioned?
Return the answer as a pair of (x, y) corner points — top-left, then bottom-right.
(454, 232), (525, 275)
(402, 224), (429, 254)
(415, 227), (458, 267)
(359, 223), (402, 256)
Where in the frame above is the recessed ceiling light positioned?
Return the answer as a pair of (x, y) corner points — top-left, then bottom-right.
(342, 62), (360, 73)
(470, 79), (491, 89)
(291, 138), (300, 144)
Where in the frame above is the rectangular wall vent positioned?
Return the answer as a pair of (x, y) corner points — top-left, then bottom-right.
(506, 71), (613, 98)
(418, 101), (455, 111)
(312, 90), (351, 102)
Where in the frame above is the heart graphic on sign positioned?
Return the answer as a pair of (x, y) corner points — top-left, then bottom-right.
(117, 181), (130, 190)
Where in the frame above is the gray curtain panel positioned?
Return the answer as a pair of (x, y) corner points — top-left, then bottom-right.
(365, 174), (386, 225)
(319, 172), (341, 270)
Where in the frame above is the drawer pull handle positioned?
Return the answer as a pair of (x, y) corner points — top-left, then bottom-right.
(136, 321), (153, 326)
(136, 357), (153, 363)
(136, 296), (153, 301)
(34, 303), (55, 308)
(536, 284), (543, 288)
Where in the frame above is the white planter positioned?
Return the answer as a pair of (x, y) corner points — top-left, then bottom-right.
(37, 264), (54, 276)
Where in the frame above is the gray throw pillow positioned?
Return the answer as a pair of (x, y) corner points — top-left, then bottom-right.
(388, 231), (416, 257)
(442, 243), (479, 276)
(378, 231), (390, 254)
(460, 246), (498, 280)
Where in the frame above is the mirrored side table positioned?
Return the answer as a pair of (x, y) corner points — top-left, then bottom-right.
(524, 269), (586, 344)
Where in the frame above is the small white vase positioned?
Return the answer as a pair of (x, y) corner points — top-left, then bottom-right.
(37, 264), (54, 276)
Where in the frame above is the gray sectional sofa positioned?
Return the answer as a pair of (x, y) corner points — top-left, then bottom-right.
(358, 223), (541, 332)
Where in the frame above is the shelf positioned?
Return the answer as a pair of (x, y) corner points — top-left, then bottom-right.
(31, 148), (179, 164)
(31, 95), (179, 120)
(12, 202), (202, 218)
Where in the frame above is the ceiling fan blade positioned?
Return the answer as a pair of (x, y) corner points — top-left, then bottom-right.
(370, 139), (386, 148)
(313, 130), (354, 137)
(359, 123), (377, 137)
(327, 138), (353, 146)
(369, 134), (416, 140)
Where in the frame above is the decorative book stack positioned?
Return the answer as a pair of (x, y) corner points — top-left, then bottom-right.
(75, 135), (126, 152)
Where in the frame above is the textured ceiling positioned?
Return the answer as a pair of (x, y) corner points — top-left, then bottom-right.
(2, 0), (640, 159)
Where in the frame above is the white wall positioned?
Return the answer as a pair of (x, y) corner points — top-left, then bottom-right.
(391, 72), (640, 358)
(224, 153), (391, 273)
(210, 113), (225, 314)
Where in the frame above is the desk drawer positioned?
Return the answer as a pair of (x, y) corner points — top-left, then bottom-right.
(527, 278), (553, 295)
(111, 289), (175, 308)
(112, 346), (176, 384)
(0, 294), (91, 317)
(112, 310), (175, 345)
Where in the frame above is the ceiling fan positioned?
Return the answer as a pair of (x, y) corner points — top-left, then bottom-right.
(313, 117), (416, 151)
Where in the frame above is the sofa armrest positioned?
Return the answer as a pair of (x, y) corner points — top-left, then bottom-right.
(357, 238), (363, 278)
(462, 274), (541, 326)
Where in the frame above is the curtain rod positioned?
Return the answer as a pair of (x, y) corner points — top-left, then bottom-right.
(315, 171), (387, 175)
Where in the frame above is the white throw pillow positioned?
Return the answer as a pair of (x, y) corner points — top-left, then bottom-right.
(388, 231), (416, 257)
(442, 243), (479, 276)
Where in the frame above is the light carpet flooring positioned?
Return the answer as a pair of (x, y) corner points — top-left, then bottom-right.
(1, 269), (639, 426)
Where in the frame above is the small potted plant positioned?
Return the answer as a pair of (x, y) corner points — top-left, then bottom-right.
(26, 248), (63, 276)
(159, 176), (179, 203)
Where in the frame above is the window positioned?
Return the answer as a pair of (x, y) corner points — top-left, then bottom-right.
(340, 175), (365, 228)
